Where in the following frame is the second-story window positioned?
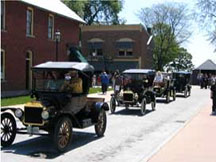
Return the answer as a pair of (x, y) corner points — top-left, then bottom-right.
(116, 39), (134, 57)
(1, 0), (5, 30)
(26, 7), (33, 36)
(88, 40), (103, 57)
(48, 14), (54, 39)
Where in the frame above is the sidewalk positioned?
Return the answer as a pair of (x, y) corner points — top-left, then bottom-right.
(147, 103), (216, 162)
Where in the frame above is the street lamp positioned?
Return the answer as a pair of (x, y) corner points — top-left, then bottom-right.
(55, 30), (61, 61)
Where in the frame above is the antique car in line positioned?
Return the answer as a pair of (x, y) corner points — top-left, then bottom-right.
(173, 71), (192, 97)
(153, 72), (176, 103)
(1, 62), (109, 152)
(110, 69), (156, 115)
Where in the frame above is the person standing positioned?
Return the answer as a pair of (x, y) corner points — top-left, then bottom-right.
(100, 71), (109, 94)
(211, 80), (216, 113)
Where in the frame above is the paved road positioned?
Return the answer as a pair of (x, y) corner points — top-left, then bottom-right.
(1, 86), (211, 162)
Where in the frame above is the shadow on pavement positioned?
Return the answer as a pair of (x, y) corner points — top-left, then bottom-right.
(111, 107), (152, 116)
(1, 131), (99, 159)
(156, 98), (175, 104)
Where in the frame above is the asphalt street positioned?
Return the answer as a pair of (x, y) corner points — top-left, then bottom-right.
(1, 86), (211, 162)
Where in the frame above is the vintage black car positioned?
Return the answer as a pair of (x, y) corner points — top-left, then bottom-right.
(153, 72), (176, 103)
(110, 69), (156, 115)
(173, 71), (192, 97)
(1, 62), (109, 152)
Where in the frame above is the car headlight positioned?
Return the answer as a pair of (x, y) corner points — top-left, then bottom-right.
(15, 108), (23, 118)
(41, 111), (49, 120)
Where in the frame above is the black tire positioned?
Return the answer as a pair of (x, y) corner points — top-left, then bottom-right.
(184, 88), (188, 98)
(151, 97), (156, 111)
(53, 117), (72, 152)
(188, 88), (191, 96)
(110, 97), (116, 114)
(166, 91), (170, 103)
(1, 113), (17, 148)
(95, 109), (107, 137)
(141, 98), (146, 115)
(173, 89), (176, 101)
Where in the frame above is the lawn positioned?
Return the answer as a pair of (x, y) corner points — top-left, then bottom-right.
(1, 87), (112, 107)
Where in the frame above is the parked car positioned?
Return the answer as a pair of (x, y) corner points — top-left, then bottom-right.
(1, 62), (109, 152)
(110, 69), (156, 115)
(173, 71), (192, 97)
(153, 72), (176, 103)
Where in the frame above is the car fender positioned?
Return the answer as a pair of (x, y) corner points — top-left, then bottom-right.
(95, 102), (109, 111)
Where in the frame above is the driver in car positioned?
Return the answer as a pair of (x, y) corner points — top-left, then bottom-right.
(61, 70), (83, 93)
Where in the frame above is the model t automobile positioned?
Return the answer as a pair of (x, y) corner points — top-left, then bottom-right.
(153, 72), (176, 103)
(110, 69), (156, 115)
(1, 62), (109, 152)
(173, 71), (192, 97)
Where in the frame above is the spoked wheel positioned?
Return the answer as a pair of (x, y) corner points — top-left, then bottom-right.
(166, 91), (170, 103)
(141, 98), (146, 115)
(1, 113), (17, 148)
(95, 109), (107, 137)
(173, 89), (176, 101)
(151, 97), (156, 111)
(53, 117), (72, 152)
(110, 97), (116, 114)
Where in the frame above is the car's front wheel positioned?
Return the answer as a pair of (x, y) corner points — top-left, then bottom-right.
(141, 98), (146, 115)
(173, 89), (176, 101)
(184, 88), (188, 98)
(110, 97), (116, 114)
(166, 91), (170, 103)
(95, 109), (107, 137)
(151, 97), (156, 111)
(1, 113), (17, 148)
(53, 117), (73, 152)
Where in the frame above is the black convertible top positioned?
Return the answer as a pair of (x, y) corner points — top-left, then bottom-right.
(173, 71), (191, 75)
(123, 69), (155, 74)
(33, 61), (94, 72)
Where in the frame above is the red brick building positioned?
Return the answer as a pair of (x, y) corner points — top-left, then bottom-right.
(81, 24), (154, 74)
(1, 0), (85, 97)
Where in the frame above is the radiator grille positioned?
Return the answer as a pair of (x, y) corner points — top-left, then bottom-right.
(123, 93), (133, 101)
(24, 107), (43, 124)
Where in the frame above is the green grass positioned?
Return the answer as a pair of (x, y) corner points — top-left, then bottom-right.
(1, 96), (33, 107)
(1, 87), (113, 107)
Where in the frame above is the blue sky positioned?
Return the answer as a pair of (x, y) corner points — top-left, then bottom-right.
(119, 0), (216, 68)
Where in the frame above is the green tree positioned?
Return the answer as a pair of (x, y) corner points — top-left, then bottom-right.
(165, 48), (194, 72)
(137, 2), (192, 70)
(62, 0), (124, 25)
(196, 0), (216, 48)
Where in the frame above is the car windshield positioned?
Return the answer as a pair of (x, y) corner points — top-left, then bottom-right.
(33, 70), (82, 93)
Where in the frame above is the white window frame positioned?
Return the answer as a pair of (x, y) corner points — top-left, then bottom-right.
(26, 7), (34, 36)
(1, 49), (6, 80)
(48, 14), (54, 39)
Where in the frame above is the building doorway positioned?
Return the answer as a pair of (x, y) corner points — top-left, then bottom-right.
(26, 50), (33, 90)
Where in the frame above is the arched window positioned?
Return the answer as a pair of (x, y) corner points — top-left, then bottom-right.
(116, 38), (134, 57)
(88, 38), (104, 57)
(26, 50), (33, 90)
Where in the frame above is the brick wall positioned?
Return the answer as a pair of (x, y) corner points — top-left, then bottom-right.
(81, 25), (154, 71)
(1, 1), (80, 91)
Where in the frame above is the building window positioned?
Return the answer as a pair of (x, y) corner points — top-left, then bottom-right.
(1, 0), (5, 30)
(89, 48), (103, 57)
(118, 49), (133, 57)
(26, 7), (34, 36)
(116, 39), (134, 57)
(1, 49), (5, 80)
(88, 41), (103, 57)
(48, 14), (54, 39)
